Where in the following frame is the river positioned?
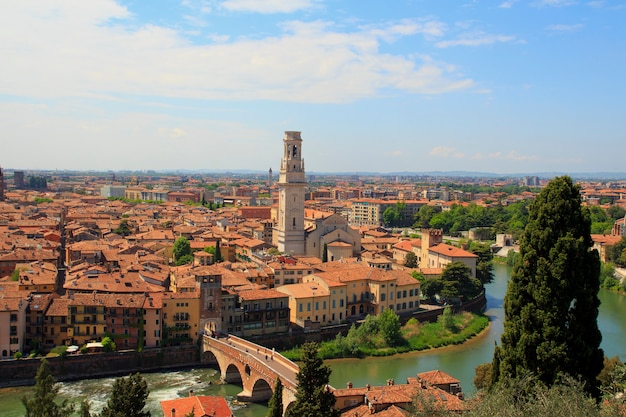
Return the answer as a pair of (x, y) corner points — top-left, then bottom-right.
(1, 263), (624, 416)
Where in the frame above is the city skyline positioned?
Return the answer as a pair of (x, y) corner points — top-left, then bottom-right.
(1, 1), (625, 174)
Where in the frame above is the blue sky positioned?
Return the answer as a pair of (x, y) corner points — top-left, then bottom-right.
(1, 0), (625, 174)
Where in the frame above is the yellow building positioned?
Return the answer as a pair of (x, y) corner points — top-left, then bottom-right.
(67, 294), (107, 347)
(161, 292), (200, 346)
(276, 282), (331, 329)
(44, 298), (72, 348)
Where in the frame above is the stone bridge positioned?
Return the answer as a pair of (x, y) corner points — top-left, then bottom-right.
(202, 333), (299, 412)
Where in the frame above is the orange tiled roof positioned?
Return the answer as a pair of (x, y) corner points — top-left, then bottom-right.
(428, 243), (477, 258)
(160, 395), (232, 417)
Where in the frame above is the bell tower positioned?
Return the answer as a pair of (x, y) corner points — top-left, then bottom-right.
(0, 166), (4, 202)
(276, 131), (306, 255)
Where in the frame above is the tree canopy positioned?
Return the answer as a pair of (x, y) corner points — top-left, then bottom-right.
(285, 342), (339, 417)
(492, 176), (603, 398)
(267, 377), (284, 417)
(468, 241), (494, 285)
(22, 358), (75, 417)
(98, 373), (151, 417)
(404, 251), (418, 268)
(173, 237), (192, 266)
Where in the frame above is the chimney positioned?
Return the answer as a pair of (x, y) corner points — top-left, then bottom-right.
(171, 408), (175, 417)
(189, 389), (194, 397)
(347, 381), (353, 389)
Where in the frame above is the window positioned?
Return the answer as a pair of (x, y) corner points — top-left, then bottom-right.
(381, 294), (386, 301)
(299, 304), (303, 312)
(307, 303), (311, 311)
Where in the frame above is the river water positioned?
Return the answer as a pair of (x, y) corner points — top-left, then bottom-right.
(1, 263), (624, 416)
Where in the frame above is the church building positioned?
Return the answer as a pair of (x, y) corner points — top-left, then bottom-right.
(274, 131), (360, 259)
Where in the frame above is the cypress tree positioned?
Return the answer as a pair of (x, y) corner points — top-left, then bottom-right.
(215, 240), (222, 263)
(22, 358), (75, 417)
(285, 342), (339, 417)
(492, 176), (603, 397)
(99, 373), (151, 417)
(267, 377), (284, 417)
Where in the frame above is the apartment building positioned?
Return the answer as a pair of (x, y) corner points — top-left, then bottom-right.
(238, 288), (290, 336)
(0, 298), (27, 358)
(349, 199), (427, 227)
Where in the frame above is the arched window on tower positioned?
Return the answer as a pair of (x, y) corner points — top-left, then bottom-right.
(293, 145), (297, 158)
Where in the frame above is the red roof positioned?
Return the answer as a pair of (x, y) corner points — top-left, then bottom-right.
(160, 395), (233, 417)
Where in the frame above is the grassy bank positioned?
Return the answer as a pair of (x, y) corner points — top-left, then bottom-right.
(282, 311), (489, 361)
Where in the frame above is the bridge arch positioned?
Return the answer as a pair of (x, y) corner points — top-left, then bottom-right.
(224, 363), (242, 384)
(250, 377), (273, 402)
(202, 334), (301, 412)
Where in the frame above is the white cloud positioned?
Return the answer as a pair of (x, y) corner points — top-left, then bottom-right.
(499, 0), (518, 8)
(429, 147), (465, 158)
(546, 23), (584, 33)
(436, 33), (517, 48)
(535, 0), (577, 6)
(0, 1), (473, 104)
(219, 0), (319, 14)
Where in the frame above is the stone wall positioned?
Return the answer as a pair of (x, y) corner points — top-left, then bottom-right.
(0, 345), (200, 388)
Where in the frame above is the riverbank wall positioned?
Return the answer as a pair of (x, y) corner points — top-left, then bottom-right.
(0, 345), (201, 388)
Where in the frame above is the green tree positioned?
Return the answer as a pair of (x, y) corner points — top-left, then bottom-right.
(421, 278), (443, 302)
(597, 356), (626, 399)
(492, 176), (604, 398)
(413, 205), (442, 229)
(607, 205), (626, 221)
(467, 374), (601, 417)
(473, 362), (492, 391)
(173, 237), (191, 265)
(99, 373), (150, 417)
(437, 305), (455, 330)
(285, 342), (339, 417)
(22, 358), (75, 417)
(379, 308), (402, 346)
(468, 241), (494, 285)
(607, 237), (626, 267)
(267, 377), (284, 417)
(101, 336), (116, 352)
(383, 201), (407, 227)
(214, 240), (222, 263)
(439, 262), (482, 301)
(405, 251), (418, 268)
(113, 219), (132, 236)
